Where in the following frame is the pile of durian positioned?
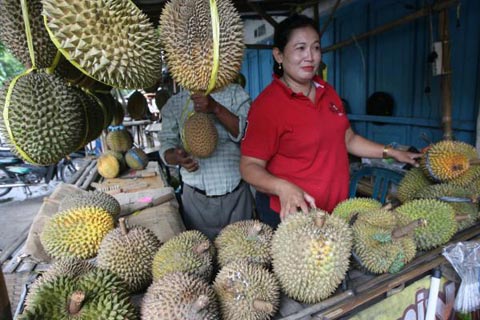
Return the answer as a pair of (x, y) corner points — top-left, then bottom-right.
(0, 0), (162, 166)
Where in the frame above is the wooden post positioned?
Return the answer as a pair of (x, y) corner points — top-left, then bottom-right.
(0, 271), (12, 320)
(439, 9), (453, 140)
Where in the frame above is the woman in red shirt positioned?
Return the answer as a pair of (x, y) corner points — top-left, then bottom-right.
(240, 14), (420, 229)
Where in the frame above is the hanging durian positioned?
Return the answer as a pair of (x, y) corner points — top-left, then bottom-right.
(182, 112), (218, 158)
(42, 0), (162, 89)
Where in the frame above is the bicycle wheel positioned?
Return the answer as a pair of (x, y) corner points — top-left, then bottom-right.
(60, 160), (78, 183)
(0, 167), (13, 197)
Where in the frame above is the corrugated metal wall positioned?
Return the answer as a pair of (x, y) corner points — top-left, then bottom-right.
(241, 0), (480, 149)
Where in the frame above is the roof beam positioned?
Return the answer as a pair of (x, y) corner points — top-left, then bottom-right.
(246, 1), (279, 27)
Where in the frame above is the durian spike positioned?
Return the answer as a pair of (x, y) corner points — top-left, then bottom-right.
(192, 295), (209, 313)
(252, 299), (274, 313)
(454, 214), (471, 222)
(314, 215), (326, 228)
(194, 240), (210, 254)
(119, 217), (128, 235)
(247, 223), (263, 238)
(391, 218), (427, 240)
(68, 291), (85, 315)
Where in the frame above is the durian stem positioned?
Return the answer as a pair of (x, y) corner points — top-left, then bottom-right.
(119, 218), (128, 235)
(314, 215), (326, 228)
(469, 159), (480, 165)
(223, 278), (236, 294)
(392, 219), (426, 240)
(381, 203), (393, 211)
(194, 241), (210, 254)
(68, 291), (85, 315)
(247, 223), (262, 238)
(192, 295), (209, 313)
(454, 214), (470, 222)
(252, 300), (274, 313)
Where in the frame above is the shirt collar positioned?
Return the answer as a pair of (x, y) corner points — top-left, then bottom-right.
(273, 74), (326, 96)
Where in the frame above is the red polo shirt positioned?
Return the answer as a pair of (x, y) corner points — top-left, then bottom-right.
(241, 75), (350, 213)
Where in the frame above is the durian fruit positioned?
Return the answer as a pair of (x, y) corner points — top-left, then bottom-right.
(352, 209), (423, 274)
(183, 112), (218, 158)
(152, 230), (215, 282)
(97, 152), (122, 179)
(0, 0), (57, 68)
(397, 167), (434, 203)
(125, 147), (149, 170)
(20, 268), (137, 319)
(448, 166), (480, 188)
(214, 261), (280, 320)
(106, 126), (134, 153)
(332, 197), (382, 221)
(159, 0), (245, 92)
(58, 190), (121, 217)
(92, 92), (116, 129)
(416, 183), (479, 231)
(141, 272), (219, 320)
(395, 199), (457, 250)
(41, 206), (114, 259)
(42, 0), (162, 89)
(97, 218), (162, 293)
(127, 90), (147, 120)
(76, 88), (105, 145)
(421, 140), (479, 182)
(0, 72), (86, 165)
(215, 220), (273, 268)
(25, 258), (95, 309)
(155, 89), (171, 112)
(271, 209), (353, 304)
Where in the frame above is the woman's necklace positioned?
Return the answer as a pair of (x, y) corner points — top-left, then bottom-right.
(282, 77), (313, 97)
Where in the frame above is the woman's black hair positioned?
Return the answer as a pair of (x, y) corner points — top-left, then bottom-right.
(273, 14), (319, 76)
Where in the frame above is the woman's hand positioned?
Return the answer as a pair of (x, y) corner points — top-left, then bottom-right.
(174, 148), (198, 172)
(388, 149), (422, 166)
(277, 181), (316, 220)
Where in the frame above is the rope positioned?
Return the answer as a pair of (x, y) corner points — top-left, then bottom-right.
(206, 0), (220, 94)
(20, 0), (36, 68)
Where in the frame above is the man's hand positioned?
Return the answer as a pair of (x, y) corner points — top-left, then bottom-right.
(190, 93), (218, 114)
(175, 148), (198, 172)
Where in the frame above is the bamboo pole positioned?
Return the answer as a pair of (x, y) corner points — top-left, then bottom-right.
(439, 9), (453, 140)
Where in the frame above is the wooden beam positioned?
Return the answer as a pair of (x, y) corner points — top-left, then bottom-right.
(246, 1), (278, 27)
(322, 0), (459, 53)
(439, 9), (453, 140)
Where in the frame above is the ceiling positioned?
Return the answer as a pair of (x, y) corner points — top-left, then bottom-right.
(133, 0), (328, 25)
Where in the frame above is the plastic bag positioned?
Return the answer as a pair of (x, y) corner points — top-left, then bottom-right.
(442, 241), (480, 315)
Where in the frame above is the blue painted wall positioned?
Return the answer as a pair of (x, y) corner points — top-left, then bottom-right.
(240, 0), (480, 150)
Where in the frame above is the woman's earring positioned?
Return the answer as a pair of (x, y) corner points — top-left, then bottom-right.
(279, 63), (282, 70)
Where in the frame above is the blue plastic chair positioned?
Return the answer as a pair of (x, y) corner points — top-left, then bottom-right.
(349, 166), (404, 203)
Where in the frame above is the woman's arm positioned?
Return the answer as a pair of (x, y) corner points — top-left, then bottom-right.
(240, 155), (316, 219)
(345, 128), (421, 165)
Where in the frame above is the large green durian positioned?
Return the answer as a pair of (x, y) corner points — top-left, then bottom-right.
(214, 261), (280, 320)
(58, 190), (121, 217)
(141, 272), (219, 320)
(159, 0), (245, 92)
(0, 72), (86, 165)
(152, 230), (215, 282)
(271, 209), (353, 304)
(127, 90), (147, 120)
(215, 220), (273, 268)
(41, 206), (114, 259)
(20, 268), (137, 319)
(97, 219), (161, 293)
(42, 0), (161, 89)
(352, 209), (421, 274)
(395, 199), (457, 250)
(106, 126), (133, 153)
(183, 112), (218, 158)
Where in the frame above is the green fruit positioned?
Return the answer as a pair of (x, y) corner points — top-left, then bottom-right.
(59, 190), (121, 217)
